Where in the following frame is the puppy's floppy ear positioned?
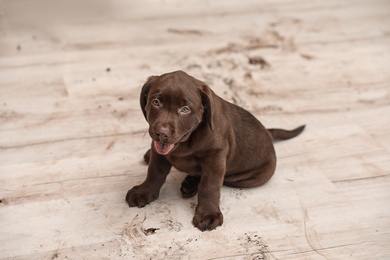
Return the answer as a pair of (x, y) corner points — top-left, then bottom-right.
(140, 76), (158, 120)
(200, 84), (214, 130)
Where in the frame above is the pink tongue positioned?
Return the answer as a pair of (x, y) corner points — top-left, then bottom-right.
(154, 141), (175, 155)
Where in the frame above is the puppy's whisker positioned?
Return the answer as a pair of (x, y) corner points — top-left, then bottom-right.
(142, 130), (149, 138)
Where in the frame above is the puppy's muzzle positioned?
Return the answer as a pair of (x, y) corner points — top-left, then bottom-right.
(155, 126), (171, 143)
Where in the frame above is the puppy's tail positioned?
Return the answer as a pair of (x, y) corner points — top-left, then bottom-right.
(267, 125), (305, 141)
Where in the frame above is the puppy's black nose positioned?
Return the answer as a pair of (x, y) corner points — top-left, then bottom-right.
(155, 127), (171, 142)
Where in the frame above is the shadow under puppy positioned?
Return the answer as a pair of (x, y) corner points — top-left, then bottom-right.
(126, 70), (305, 231)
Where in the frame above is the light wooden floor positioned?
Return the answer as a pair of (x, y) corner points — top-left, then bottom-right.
(1, 0), (389, 259)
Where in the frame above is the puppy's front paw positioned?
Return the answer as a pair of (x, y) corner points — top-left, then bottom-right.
(193, 210), (223, 231)
(125, 185), (158, 208)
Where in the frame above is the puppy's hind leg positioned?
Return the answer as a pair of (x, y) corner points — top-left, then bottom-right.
(223, 156), (276, 188)
(143, 149), (151, 164)
(181, 175), (201, 198)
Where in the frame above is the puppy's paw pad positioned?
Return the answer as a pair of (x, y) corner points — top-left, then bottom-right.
(193, 211), (223, 231)
(125, 186), (158, 208)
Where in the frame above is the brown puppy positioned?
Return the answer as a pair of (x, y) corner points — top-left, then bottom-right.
(126, 70), (305, 231)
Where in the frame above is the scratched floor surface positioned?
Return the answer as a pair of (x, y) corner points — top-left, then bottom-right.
(1, 0), (389, 259)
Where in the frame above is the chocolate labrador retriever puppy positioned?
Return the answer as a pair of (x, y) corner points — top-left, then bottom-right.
(126, 70), (304, 231)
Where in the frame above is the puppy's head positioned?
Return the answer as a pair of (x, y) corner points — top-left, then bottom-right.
(140, 70), (213, 155)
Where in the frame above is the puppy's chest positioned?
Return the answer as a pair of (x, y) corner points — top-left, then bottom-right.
(166, 154), (201, 175)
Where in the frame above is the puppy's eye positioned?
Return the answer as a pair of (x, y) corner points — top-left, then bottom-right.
(179, 106), (191, 114)
(151, 98), (160, 107)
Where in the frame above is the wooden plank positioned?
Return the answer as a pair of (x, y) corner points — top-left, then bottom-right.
(1, 0), (389, 259)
